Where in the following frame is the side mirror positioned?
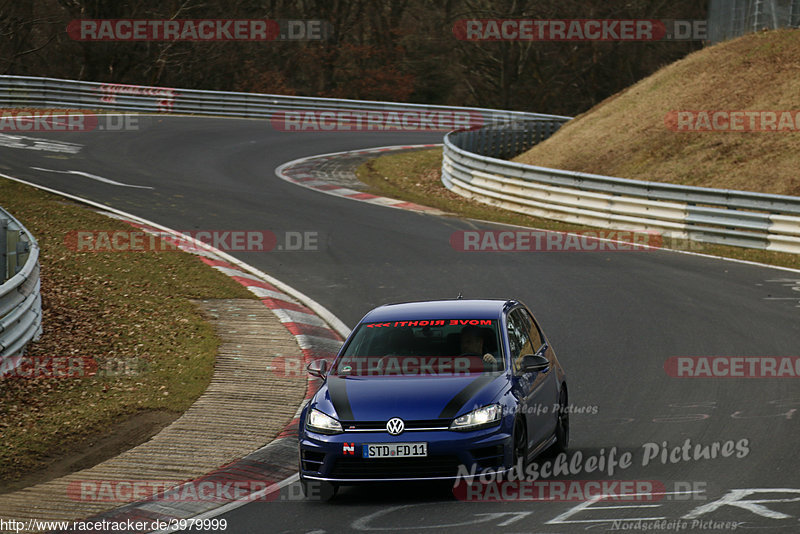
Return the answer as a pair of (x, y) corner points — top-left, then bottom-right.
(307, 359), (328, 378)
(520, 354), (549, 373)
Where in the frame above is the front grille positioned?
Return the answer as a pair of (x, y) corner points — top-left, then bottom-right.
(341, 419), (450, 431)
(330, 456), (462, 479)
(301, 450), (326, 473)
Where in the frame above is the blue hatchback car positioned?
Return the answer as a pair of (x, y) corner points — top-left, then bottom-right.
(298, 299), (568, 498)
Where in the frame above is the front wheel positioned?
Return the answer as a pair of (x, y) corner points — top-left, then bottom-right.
(512, 417), (529, 475)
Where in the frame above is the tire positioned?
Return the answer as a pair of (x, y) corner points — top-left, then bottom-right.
(512, 417), (529, 475)
(553, 387), (569, 453)
(319, 481), (338, 501)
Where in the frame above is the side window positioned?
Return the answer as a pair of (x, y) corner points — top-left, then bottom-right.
(520, 309), (544, 352)
(507, 309), (533, 373)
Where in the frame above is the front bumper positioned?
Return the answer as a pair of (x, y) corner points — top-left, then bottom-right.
(299, 426), (512, 483)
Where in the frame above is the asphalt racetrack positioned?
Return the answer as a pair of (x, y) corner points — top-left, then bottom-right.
(1, 116), (798, 533)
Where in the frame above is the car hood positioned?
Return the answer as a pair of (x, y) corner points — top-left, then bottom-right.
(314, 373), (506, 422)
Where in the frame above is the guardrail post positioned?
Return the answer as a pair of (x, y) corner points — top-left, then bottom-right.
(16, 239), (29, 275)
(1, 217), (8, 283)
(5, 221), (20, 278)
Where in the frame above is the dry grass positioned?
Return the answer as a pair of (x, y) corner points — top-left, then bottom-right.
(514, 29), (800, 196)
(0, 179), (254, 484)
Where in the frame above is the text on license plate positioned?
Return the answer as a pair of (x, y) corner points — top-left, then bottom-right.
(363, 443), (428, 458)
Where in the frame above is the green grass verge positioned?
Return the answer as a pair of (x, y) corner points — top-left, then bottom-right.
(0, 178), (255, 483)
(356, 148), (800, 270)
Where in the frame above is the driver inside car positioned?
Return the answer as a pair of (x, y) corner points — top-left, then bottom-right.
(459, 325), (498, 367)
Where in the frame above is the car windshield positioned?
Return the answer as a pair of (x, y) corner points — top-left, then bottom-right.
(332, 319), (504, 376)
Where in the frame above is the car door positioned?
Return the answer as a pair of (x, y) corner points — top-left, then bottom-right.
(507, 308), (553, 451)
(520, 307), (560, 445)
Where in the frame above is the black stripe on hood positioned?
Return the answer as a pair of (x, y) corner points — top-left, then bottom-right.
(327, 376), (354, 420)
(438, 373), (497, 419)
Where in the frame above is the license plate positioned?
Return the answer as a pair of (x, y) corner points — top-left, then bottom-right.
(363, 442), (428, 458)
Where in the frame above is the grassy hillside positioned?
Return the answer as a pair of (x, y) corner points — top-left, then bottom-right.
(514, 29), (800, 196)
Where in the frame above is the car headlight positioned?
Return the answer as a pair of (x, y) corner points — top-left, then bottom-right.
(449, 403), (503, 431)
(306, 408), (343, 435)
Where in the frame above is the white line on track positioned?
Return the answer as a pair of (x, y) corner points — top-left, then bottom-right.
(30, 166), (155, 189)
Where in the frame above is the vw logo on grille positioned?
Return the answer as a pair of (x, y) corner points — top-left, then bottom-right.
(386, 417), (405, 435)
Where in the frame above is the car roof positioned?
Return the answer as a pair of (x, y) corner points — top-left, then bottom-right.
(359, 299), (517, 323)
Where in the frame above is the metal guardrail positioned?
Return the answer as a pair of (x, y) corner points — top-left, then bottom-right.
(0, 207), (42, 373)
(708, 0), (800, 44)
(443, 121), (800, 254)
(0, 75), (570, 125)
